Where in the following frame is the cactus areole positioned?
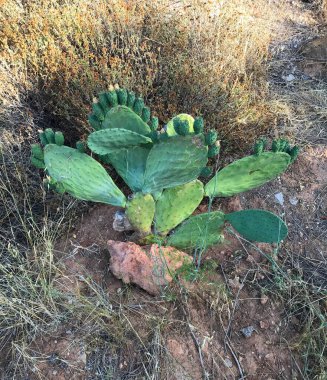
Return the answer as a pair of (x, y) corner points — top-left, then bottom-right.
(31, 86), (299, 252)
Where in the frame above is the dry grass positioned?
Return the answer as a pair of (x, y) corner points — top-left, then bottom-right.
(0, 0), (281, 147)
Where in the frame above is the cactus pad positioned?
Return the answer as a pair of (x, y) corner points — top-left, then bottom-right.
(102, 106), (151, 136)
(166, 114), (195, 137)
(44, 145), (126, 207)
(105, 146), (150, 192)
(126, 193), (155, 234)
(142, 135), (208, 194)
(167, 211), (225, 250)
(205, 152), (291, 198)
(225, 209), (288, 243)
(155, 180), (204, 234)
(87, 128), (152, 155)
(88, 87), (154, 136)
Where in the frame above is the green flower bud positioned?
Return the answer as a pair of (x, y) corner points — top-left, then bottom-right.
(200, 166), (213, 178)
(31, 156), (45, 169)
(116, 88), (128, 105)
(133, 97), (145, 116)
(39, 131), (48, 145)
(150, 116), (159, 131)
(205, 130), (218, 146)
(44, 128), (55, 144)
(141, 106), (151, 123)
(208, 144), (220, 158)
(31, 143), (44, 160)
(272, 139), (281, 152)
(127, 90), (136, 108)
(92, 102), (105, 121)
(106, 90), (118, 107)
(289, 146), (299, 163)
(193, 116), (204, 134)
(76, 141), (86, 153)
(173, 119), (189, 136)
(54, 131), (65, 146)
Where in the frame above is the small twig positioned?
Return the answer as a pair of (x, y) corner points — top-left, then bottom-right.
(224, 271), (250, 349)
(220, 264), (232, 294)
(225, 339), (246, 380)
(178, 285), (210, 380)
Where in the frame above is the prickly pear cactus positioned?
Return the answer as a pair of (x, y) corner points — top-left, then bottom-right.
(167, 211), (225, 250)
(142, 135), (208, 194)
(155, 180), (204, 235)
(225, 209), (288, 243)
(126, 193), (155, 234)
(205, 152), (291, 198)
(32, 86), (299, 256)
(44, 145), (126, 207)
(87, 128), (152, 155)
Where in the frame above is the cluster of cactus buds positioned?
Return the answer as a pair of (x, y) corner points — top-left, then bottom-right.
(31, 86), (300, 252)
(205, 130), (220, 158)
(88, 85), (157, 133)
(253, 137), (299, 163)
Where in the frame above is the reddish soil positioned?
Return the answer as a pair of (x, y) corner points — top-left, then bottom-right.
(28, 146), (326, 380)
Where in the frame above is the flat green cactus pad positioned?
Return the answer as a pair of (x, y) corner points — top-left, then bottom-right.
(102, 105), (151, 136)
(167, 211), (225, 250)
(142, 135), (208, 194)
(104, 146), (150, 192)
(166, 114), (195, 136)
(44, 145), (126, 207)
(87, 128), (152, 155)
(155, 180), (204, 234)
(205, 152), (291, 198)
(225, 209), (288, 243)
(126, 193), (155, 234)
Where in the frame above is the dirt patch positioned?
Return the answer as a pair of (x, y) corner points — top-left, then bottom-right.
(30, 332), (86, 380)
(26, 146), (326, 379)
(298, 35), (327, 80)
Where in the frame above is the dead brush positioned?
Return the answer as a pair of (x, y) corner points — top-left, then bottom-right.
(0, 0), (281, 147)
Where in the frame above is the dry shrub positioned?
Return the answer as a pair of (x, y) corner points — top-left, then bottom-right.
(0, 0), (278, 147)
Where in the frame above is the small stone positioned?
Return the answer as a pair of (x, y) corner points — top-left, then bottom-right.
(289, 196), (299, 205)
(260, 294), (269, 305)
(228, 276), (243, 291)
(282, 74), (295, 82)
(274, 192), (284, 205)
(240, 325), (255, 338)
(259, 320), (269, 329)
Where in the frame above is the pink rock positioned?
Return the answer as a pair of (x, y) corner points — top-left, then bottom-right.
(108, 240), (192, 295)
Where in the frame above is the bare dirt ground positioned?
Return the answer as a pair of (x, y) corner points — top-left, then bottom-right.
(26, 140), (325, 380)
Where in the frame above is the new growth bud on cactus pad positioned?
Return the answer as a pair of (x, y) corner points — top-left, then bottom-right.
(31, 86), (299, 256)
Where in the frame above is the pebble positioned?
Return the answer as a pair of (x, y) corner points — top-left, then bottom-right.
(260, 294), (269, 305)
(240, 325), (255, 338)
(282, 73), (295, 82)
(289, 196), (299, 205)
(274, 192), (284, 205)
